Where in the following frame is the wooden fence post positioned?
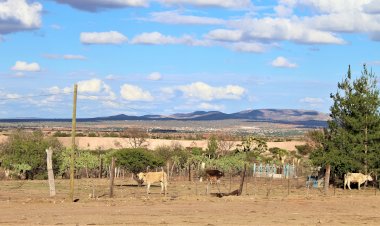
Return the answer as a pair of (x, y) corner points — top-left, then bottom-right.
(46, 147), (56, 197)
(109, 157), (116, 198)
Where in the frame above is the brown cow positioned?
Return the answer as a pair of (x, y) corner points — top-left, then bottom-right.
(205, 169), (224, 184)
(344, 173), (373, 190)
(205, 169), (224, 194)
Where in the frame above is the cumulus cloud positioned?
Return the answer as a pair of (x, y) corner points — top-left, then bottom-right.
(205, 29), (243, 42)
(227, 17), (345, 45)
(120, 84), (153, 101)
(198, 102), (224, 111)
(54, 0), (148, 12)
(77, 79), (117, 102)
(11, 61), (41, 72)
(80, 31), (128, 44)
(131, 32), (210, 46)
(300, 97), (324, 107)
(271, 57), (297, 68)
(147, 72), (162, 81)
(158, 0), (252, 9)
(363, 0), (380, 14)
(150, 10), (224, 25)
(0, 0), (42, 34)
(177, 82), (245, 101)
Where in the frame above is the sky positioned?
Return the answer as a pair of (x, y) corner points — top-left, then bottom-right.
(0, 0), (380, 118)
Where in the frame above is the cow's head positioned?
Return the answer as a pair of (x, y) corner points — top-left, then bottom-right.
(137, 172), (146, 181)
(219, 171), (225, 177)
(367, 175), (374, 181)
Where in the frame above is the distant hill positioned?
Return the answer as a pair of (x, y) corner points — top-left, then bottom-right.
(0, 109), (329, 128)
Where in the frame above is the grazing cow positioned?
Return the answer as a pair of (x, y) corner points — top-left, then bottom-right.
(205, 169), (225, 184)
(344, 173), (373, 190)
(137, 171), (168, 195)
(204, 169), (224, 194)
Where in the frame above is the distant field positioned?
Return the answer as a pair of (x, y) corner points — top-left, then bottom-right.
(57, 137), (305, 151)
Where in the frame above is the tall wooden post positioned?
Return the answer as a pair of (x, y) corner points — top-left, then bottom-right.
(70, 84), (77, 201)
(46, 147), (56, 197)
(109, 157), (116, 198)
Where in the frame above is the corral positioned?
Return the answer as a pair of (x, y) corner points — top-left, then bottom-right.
(0, 176), (379, 225)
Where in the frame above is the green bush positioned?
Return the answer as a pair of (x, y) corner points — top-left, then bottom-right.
(112, 148), (164, 174)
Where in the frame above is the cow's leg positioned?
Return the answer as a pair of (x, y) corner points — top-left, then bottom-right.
(347, 182), (351, 190)
(358, 183), (360, 190)
(344, 179), (346, 190)
(147, 183), (151, 194)
(160, 181), (163, 194)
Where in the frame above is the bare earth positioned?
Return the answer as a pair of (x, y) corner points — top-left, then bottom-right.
(0, 178), (379, 225)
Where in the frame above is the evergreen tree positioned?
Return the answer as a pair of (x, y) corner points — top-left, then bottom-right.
(309, 65), (380, 191)
(328, 65), (380, 175)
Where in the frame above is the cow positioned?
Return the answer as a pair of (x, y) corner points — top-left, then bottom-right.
(205, 169), (225, 184)
(204, 169), (224, 194)
(344, 172), (373, 190)
(137, 171), (168, 195)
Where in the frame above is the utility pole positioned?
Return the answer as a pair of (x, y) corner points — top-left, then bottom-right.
(70, 84), (78, 201)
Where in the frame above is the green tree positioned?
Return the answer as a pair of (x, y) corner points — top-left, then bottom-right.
(0, 130), (63, 179)
(205, 135), (218, 159)
(328, 65), (380, 175)
(236, 136), (267, 162)
(310, 65), (380, 191)
(112, 148), (164, 175)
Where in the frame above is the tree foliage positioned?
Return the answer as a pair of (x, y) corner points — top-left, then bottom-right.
(310, 65), (380, 177)
(0, 130), (63, 179)
(112, 148), (164, 174)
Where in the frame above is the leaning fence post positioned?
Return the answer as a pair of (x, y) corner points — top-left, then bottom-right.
(46, 147), (56, 197)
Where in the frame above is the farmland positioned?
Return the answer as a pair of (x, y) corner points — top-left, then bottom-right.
(0, 177), (379, 225)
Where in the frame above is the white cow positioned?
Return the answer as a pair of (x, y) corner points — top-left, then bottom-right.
(137, 171), (168, 195)
(344, 173), (373, 190)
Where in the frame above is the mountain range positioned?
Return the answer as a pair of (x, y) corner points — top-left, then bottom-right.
(0, 109), (330, 128)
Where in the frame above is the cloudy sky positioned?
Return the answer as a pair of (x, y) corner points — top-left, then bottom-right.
(1, 0), (380, 118)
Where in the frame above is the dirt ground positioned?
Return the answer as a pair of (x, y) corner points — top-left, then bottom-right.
(0, 177), (379, 225)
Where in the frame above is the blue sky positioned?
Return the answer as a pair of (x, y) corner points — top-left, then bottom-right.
(0, 0), (380, 118)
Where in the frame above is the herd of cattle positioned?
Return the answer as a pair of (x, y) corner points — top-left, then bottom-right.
(135, 169), (375, 195)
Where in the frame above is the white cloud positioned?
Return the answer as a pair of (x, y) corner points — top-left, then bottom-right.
(11, 61), (41, 72)
(205, 29), (243, 42)
(231, 42), (266, 53)
(120, 84), (153, 101)
(363, 0), (380, 14)
(77, 79), (116, 102)
(271, 57), (297, 68)
(80, 31), (128, 44)
(78, 79), (104, 93)
(178, 82), (245, 101)
(150, 10), (224, 25)
(63, 54), (87, 60)
(198, 102), (224, 111)
(0, 0), (42, 34)
(228, 17), (345, 45)
(158, 0), (252, 9)
(54, 0), (148, 12)
(131, 32), (200, 45)
(300, 97), (324, 107)
(147, 72), (162, 81)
